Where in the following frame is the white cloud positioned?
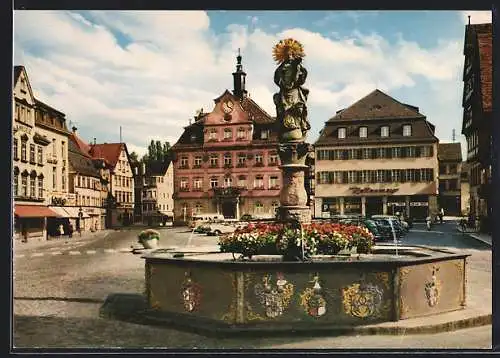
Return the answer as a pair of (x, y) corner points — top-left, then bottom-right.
(460, 10), (492, 24)
(14, 11), (465, 156)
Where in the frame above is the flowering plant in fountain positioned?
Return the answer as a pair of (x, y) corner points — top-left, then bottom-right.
(138, 229), (160, 241)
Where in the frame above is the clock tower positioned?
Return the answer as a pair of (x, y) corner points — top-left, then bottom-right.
(232, 49), (247, 100)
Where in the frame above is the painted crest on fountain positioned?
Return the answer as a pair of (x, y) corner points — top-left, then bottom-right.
(254, 272), (294, 318)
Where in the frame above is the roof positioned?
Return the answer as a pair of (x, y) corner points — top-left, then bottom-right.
(89, 143), (125, 168)
(327, 89), (425, 122)
(240, 97), (275, 124)
(14, 66), (23, 84)
(68, 135), (101, 178)
(15, 205), (59, 218)
(35, 98), (66, 117)
(438, 142), (462, 161)
(145, 160), (171, 176)
(71, 132), (92, 156)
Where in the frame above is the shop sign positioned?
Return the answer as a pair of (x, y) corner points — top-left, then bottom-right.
(345, 204), (361, 210)
(388, 202), (406, 207)
(349, 187), (398, 195)
(410, 202), (428, 207)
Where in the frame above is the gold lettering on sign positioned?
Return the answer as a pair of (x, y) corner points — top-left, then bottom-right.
(349, 187), (398, 195)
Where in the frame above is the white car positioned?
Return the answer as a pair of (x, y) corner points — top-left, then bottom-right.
(206, 223), (237, 236)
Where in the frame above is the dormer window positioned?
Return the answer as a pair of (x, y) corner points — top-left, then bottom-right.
(380, 126), (389, 137)
(359, 126), (367, 138)
(224, 128), (232, 140)
(338, 127), (346, 139)
(261, 129), (270, 140)
(403, 125), (412, 137)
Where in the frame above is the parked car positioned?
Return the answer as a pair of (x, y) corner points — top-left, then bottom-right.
(371, 215), (409, 233)
(206, 223), (237, 236)
(372, 218), (403, 241)
(361, 219), (384, 242)
(239, 214), (253, 221)
(194, 223), (211, 234)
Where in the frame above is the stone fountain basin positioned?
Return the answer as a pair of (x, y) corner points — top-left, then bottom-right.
(142, 246), (468, 330)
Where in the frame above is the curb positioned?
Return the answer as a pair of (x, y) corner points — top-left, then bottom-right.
(456, 229), (492, 247)
(100, 294), (492, 338)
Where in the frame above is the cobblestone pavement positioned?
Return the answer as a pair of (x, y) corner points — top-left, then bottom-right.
(13, 225), (492, 349)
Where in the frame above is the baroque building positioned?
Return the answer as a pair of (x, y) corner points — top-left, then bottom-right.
(314, 89), (439, 220)
(437, 143), (463, 216)
(461, 20), (492, 231)
(171, 53), (281, 223)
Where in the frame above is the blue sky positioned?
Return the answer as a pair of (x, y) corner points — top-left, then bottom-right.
(13, 10), (492, 157)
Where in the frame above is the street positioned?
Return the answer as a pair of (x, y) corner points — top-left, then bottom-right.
(13, 222), (492, 349)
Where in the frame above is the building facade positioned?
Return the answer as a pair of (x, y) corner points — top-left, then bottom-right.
(89, 143), (135, 227)
(461, 21), (492, 230)
(460, 162), (471, 215)
(68, 128), (109, 232)
(171, 54), (281, 223)
(12, 66), (56, 241)
(437, 143), (463, 216)
(137, 161), (174, 226)
(314, 89), (439, 221)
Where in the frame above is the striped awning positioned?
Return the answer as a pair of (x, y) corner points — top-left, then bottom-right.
(15, 205), (58, 218)
(49, 206), (72, 218)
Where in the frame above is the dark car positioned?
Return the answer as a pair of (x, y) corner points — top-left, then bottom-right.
(362, 219), (383, 242)
(240, 214), (253, 221)
(372, 218), (403, 241)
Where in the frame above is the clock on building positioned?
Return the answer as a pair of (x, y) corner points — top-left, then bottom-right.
(222, 100), (234, 114)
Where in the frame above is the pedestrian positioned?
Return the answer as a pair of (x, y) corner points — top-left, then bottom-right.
(58, 224), (64, 237)
(68, 224), (74, 238)
(76, 222), (82, 237)
(439, 208), (444, 224)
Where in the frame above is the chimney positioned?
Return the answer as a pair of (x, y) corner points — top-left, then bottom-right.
(93, 138), (96, 145)
(72, 126), (77, 133)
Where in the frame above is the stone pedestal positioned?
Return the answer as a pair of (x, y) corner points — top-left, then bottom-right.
(277, 142), (312, 224)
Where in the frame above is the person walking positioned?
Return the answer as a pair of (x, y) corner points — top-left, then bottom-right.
(58, 224), (64, 237)
(68, 223), (74, 238)
(438, 208), (444, 224)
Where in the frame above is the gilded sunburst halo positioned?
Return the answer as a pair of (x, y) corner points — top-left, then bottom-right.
(272, 38), (306, 64)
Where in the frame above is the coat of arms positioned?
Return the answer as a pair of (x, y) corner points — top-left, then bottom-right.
(342, 282), (383, 318)
(425, 267), (440, 307)
(254, 272), (294, 318)
(180, 272), (202, 312)
(300, 274), (327, 318)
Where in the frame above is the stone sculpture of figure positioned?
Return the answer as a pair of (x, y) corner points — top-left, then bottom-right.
(272, 38), (311, 142)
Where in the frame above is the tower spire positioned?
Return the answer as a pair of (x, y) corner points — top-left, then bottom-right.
(232, 49), (247, 100)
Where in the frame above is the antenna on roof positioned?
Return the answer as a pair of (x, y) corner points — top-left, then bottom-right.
(452, 129), (456, 142)
(468, 15), (471, 25)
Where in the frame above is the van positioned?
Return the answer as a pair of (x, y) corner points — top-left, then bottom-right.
(189, 213), (225, 229)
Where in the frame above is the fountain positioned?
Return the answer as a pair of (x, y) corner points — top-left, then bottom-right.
(105, 39), (470, 336)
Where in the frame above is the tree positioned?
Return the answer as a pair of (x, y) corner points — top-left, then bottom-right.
(143, 140), (172, 165)
(148, 140), (157, 162)
(129, 151), (139, 164)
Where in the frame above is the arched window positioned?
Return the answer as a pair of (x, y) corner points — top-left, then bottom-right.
(21, 170), (28, 197)
(13, 167), (19, 197)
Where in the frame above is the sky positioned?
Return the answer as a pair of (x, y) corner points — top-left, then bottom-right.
(13, 10), (492, 158)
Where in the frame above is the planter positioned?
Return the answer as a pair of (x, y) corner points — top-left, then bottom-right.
(141, 237), (159, 249)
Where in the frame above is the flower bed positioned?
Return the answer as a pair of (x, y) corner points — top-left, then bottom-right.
(218, 222), (374, 260)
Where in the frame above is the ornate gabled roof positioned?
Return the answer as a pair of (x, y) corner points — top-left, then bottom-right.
(327, 89), (425, 122)
(240, 97), (275, 124)
(89, 143), (126, 168)
(438, 142), (462, 162)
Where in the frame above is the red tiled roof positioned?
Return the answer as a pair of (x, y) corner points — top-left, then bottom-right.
(477, 31), (492, 112)
(240, 97), (275, 124)
(89, 143), (124, 168)
(15, 205), (59, 218)
(70, 133), (92, 157)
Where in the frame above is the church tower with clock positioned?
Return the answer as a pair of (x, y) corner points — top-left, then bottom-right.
(171, 51), (282, 223)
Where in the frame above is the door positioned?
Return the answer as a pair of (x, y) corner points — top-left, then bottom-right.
(221, 201), (236, 219)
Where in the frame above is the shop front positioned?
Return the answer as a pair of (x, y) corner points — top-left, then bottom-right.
(387, 196), (408, 217)
(409, 195), (430, 220)
(344, 197), (362, 215)
(47, 206), (72, 237)
(364, 196), (384, 217)
(14, 205), (58, 242)
(320, 197), (340, 218)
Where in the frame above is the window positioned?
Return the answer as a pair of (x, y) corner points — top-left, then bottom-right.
(194, 178), (202, 190)
(52, 139), (56, 155)
(224, 176), (233, 187)
(52, 167), (57, 189)
(391, 170), (401, 182)
(21, 139), (27, 161)
(61, 141), (65, 158)
(261, 129), (270, 140)
(237, 128), (246, 139)
(13, 138), (18, 160)
(338, 127), (346, 139)
(180, 156), (188, 168)
(194, 156), (202, 167)
(254, 175), (264, 189)
(224, 128), (232, 139)
(271, 202), (279, 214)
(27, 176), (34, 196)
(422, 146), (433, 157)
(269, 154), (279, 165)
(237, 176), (246, 188)
(359, 127), (367, 138)
(375, 170), (384, 183)
(14, 174), (18, 196)
(255, 202), (264, 214)
(361, 171), (369, 184)
(377, 148), (385, 159)
(210, 154), (218, 167)
(449, 164), (457, 174)
(37, 146), (43, 165)
(380, 126), (389, 137)
(318, 172), (330, 184)
(208, 129), (217, 140)
(224, 153), (232, 166)
(362, 148), (370, 159)
(348, 171), (357, 184)
(392, 147), (401, 158)
(407, 146), (416, 158)
(210, 177), (218, 188)
(62, 168), (66, 190)
(195, 203), (203, 214)
(269, 176), (278, 189)
(237, 154), (246, 166)
(21, 175), (27, 196)
(403, 125), (412, 137)
(255, 154), (263, 165)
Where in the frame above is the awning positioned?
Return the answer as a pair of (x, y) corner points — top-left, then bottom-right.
(64, 207), (90, 218)
(15, 205), (59, 218)
(49, 206), (72, 218)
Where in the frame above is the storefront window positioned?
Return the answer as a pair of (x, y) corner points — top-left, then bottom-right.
(344, 197), (362, 214)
